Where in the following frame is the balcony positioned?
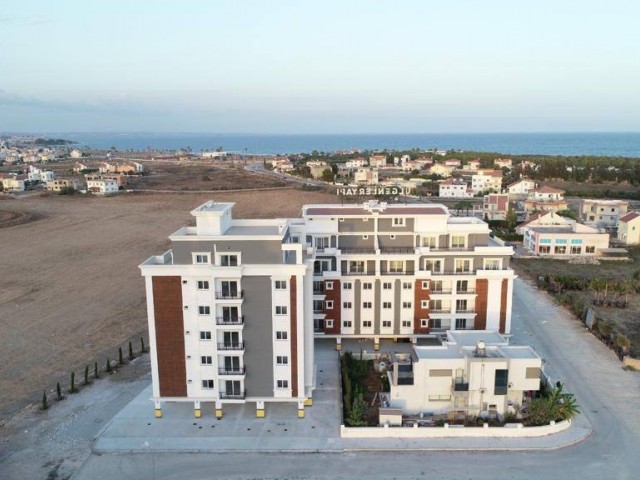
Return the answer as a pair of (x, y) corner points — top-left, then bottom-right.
(456, 288), (476, 294)
(215, 290), (243, 300)
(381, 270), (415, 276)
(379, 247), (415, 254)
(216, 316), (244, 326)
(220, 391), (246, 400)
(217, 342), (245, 351)
(313, 309), (325, 314)
(455, 309), (475, 314)
(340, 247), (376, 254)
(429, 309), (451, 314)
(341, 270), (369, 276)
(430, 289), (453, 294)
(313, 287), (325, 295)
(430, 270), (476, 276)
(218, 367), (246, 376)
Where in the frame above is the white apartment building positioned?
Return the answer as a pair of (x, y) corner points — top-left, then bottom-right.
(507, 179), (536, 199)
(140, 200), (516, 419)
(520, 215), (609, 256)
(579, 199), (628, 229)
(87, 178), (119, 195)
(617, 212), (640, 245)
(388, 330), (541, 419)
(345, 158), (367, 169)
(471, 170), (502, 194)
(369, 155), (387, 168)
(438, 179), (472, 198)
(27, 166), (55, 183)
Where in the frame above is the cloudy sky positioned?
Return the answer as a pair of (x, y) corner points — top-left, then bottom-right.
(1, 0), (639, 133)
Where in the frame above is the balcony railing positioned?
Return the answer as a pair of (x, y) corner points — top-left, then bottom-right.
(430, 270), (476, 275)
(379, 247), (415, 254)
(429, 308), (451, 314)
(455, 309), (475, 314)
(340, 247), (376, 254)
(220, 391), (246, 400)
(341, 270), (369, 276)
(216, 316), (244, 325)
(456, 288), (476, 294)
(218, 367), (246, 376)
(313, 309), (325, 314)
(215, 290), (243, 300)
(453, 381), (469, 392)
(313, 288), (325, 294)
(430, 289), (453, 294)
(381, 270), (415, 276)
(217, 342), (245, 351)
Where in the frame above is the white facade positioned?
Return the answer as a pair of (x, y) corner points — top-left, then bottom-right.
(617, 212), (640, 245)
(439, 180), (472, 198)
(87, 178), (119, 195)
(471, 170), (502, 194)
(389, 331), (541, 419)
(579, 199), (628, 229)
(354, 167), (379, 185)
(507, 179), (536, 198)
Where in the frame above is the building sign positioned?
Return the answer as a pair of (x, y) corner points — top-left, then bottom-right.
(336, 187), (412, 196)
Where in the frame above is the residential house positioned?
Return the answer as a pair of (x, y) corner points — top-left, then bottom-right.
(579, 199), (628, 230)
(306, 160), (329, 180)
(369, 155), (387, 168)
(444, 159), (462, 168)
(461, 159), (481, 172)
(438, 179), (473, 198)
(87, 178), (119, 195)
(427, 164), (455, 178)
(0, 174), (26, 192)
(494, 158), (513, 169)
(27, 166), (55, 183)
(70, 149), (83, 159)
(507, 179), (536, 199)
(482, 194), (510, 221)
(617, 212), (640, 245)
(46, 178), (81, 192)
(523, 186), (568, 216)
(388, 330), (541, 420)
(354, 167), (379, 185)
(471, 170), (503, 195)
(345, 158), (367, 169)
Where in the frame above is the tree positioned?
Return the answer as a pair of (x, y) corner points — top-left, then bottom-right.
(129, 341), (134, 361)
(346, 388), (368, 426)
(94, 362), (99, 379)
(106, 358), (112, 373)
(140, 337), (146, 353)
(526, 383), (580, 425)
(119, 347), (124, 365)
(84, 365), (89, 386)
(42, 391), (49, 411)
(69, 371), (77, 394)
(505, 208), (518, 232)
(56, 382), (62, 401)
(556, 209), (577, 220)
(321, 168), (335, 183)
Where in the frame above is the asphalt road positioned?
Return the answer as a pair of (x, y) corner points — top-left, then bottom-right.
(73, 277), (640, 480)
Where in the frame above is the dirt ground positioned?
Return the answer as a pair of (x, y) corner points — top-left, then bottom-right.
(0, 184), (339, 420)
(513, 250), (640, 357)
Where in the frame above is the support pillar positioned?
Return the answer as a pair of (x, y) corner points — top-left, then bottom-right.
(374, 337), (380, 351)
(297, 400), (305, 418)
(193, 401), (201, 418)
(303, 398), (313, 407)
(336, 338), (342, 351)
(256, 400), (265, 418)
(154, 400), (163, 418)
(215, 402), (223, 419)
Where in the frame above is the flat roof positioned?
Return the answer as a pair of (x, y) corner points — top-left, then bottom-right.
(225, 225), (281, 236)
(447, 330), (508, 347)
(304, 205), (448, 216)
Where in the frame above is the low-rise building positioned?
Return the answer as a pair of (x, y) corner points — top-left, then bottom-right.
(482, 194), (509, 221)
(461, 159), (481, 172)
(617, 212), (640, 245)
(494, 158), (513, 169)
(438, 179), (472, 198)
(70, 149), (83, 159)
(520, 214), (609, 256)
(471, 170), (502, 195)
(87, 178), (119, 195)
(369, 155), (387, 168)
(0, 174), (26, 192)
(427, 164), (455, 178)
(388, 330), (541, 419)
(306, 160), (329, 180)
(579, 199), (628, 229)
(345, 158), (367, 169)
(523, 186), (568, 216)
(46, 178), (81, 192)
(27, 166), (55, 183)
(354, 167), (379, 185)
(507, 179), (536, 199)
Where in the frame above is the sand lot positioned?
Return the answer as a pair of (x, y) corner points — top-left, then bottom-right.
(0, 187), (339, 418)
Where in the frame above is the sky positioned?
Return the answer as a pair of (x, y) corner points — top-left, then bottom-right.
(1, 0), (639, 134)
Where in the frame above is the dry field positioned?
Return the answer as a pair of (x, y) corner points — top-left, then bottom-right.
(0, 186), (339, 419)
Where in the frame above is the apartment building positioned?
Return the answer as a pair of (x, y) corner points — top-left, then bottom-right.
(45, 178), (82, 192)
(140, 200), (516, 418)
(523, 186), (568, 216)
(579, 199), (628, 230)
(304, 201), (516, 350)
(87, 178), (119, 195)
(369, 155), (387, 168)
(507, 179), (536, 199)
(617, 212), (640, 245)
(471, 170), (502, 194)
(354, 167), (379, 185)
(438, 179), (472, 198)
(482, 193), (509, 221)
(388, 330), (541, 419)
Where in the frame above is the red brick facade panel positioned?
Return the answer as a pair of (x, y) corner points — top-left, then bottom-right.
(414, 279), (430, 333)
(475, 279), (488, 330)
(499, 278), (508, 334)
(323, 279), (341, 334)
(290, 276), (299, 398)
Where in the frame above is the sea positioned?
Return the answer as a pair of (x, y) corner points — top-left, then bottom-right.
(48, 132), (640, 157)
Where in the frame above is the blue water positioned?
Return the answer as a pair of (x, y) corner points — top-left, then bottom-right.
(50, 132), (640, 157)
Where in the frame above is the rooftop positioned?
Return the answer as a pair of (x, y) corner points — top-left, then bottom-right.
(620, 211), (640, 223)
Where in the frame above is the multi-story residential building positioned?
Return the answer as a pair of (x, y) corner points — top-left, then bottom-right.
(306, 160), (329, 180)
(579, 199), (628, 230)
(388, 330), (541, 419)
(427, 164), (455, 178)
(27, 166), (55, 183)
(45, 178), (82, 192)
(461, 159), (481, 172)
(482, 193), (509, 221)
(345, 158), (367, 169)
(304, 201), (516, 349)
(471, 169), (503, 195)
(438, 179), (472, 198)
(393, 154), (411, 166)
(494, 158), (513, 169)
(140, 200), (516, 419)
(0, 174), (26, 192)
(520, 213), (609, 256)
(369, 155), (387, 168)
(617, 212), (640, 245)
(354, 167), (379, 185)
(87, 178), (119, 195)
(140, 201), (314, 419)
(522, 186), (568, 216)
(507, 179), (536, 199)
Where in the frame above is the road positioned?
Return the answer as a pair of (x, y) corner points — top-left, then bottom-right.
(71, 277), (640, 480)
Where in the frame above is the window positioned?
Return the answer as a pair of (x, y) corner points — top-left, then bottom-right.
(275, 280), (287, 290)
(362, 235), (369, 240)
(383, 302), (392, 309)
(382, 320), (392, 328)
(570, 246), (582, 254)
(194, 253), (210, 265)
(421, 319), (429, 328)
(275, 306), (288, 315)
(343, 301), (352, 309)
(201, 356), (213, 365)
(424, 259), (442, 273)
(220, 254), (238, 267)
(197, 280), (210, 290)
(202, 379), (214, 389)
(422, 236), (437, 248)
(326, 319), (334, 328)
(277, 380), (289, 389)
(456, 280), (469, 293)
(402, 320), (412, 328)
(455, 318), (468, 329)
(389, 260), (404, 273)
(198, 306), (211, 315)
(494, 369), (509, 396)
(343, 320), (353, 328)
(200, 331), (212, 340)
(483, 259), (501, 270)
(315, 259), (330, 274)
(422, 281), (430, 290)
(554, 246), (567, 254)
(349, 261), (365, 273)
(402, 282), (412, 290)
(430, 318), (442, 329)
(363, 282), (372, 290)
(362, 320), (372, 328)
(326, 281), (333, 290)
(383, 282), (392, 290)
(586, 246), (595, 253)
(325, 300), (334, 309)
(451, 235), (466, 248)
(455, 259), (471, 273)
(539, 245), (551, 254)
(421, 300), (429, 309)
(390, 235), (396, 240)
(363, 302), (372, 309)
(276, 331), (288, 340)
(402, 301), (412, 309)
(316, 237), (330, 249)
(343, 282), (352, 290)
(430, 299), (443, 311)
(276, 356), (289, 365)
(392, 217), (405, 226)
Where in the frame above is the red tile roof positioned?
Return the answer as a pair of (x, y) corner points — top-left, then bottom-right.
(620, 211), (640, 223)
(533, 186), (565, 194)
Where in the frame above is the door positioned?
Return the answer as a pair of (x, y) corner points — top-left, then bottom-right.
(221, 281), (238, 298)
(224, 356), (240, 372)
(225, 380), (241, 396)
(223, 331), (240, 347)
(222, 306), (239, 322)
